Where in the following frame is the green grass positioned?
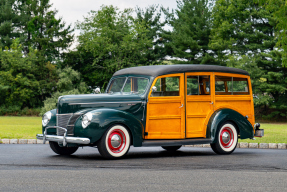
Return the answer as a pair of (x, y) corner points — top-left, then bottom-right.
(0, 116), (41, 139)
(0, 116), (286, 143)
(239, 123), (287, 144)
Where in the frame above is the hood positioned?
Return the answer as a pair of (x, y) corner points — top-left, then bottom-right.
(58, 93), (145, 114)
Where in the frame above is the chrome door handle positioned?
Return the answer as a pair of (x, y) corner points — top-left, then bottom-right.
(179, 104), (184, 108)
(210, 102), (213, 104)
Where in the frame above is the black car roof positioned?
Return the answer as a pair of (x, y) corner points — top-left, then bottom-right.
(113, 64), (249, 77)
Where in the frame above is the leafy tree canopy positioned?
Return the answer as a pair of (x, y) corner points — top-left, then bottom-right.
(162, 0), (215, 64)
(76, 5), (153, 88)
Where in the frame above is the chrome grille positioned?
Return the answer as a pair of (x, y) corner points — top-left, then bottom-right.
(67, 114), (82, 135)
(57, 113), (82, 136)
(57, 114), (72, 136)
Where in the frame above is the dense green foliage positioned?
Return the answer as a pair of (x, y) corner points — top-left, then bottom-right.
(134, 5), (167, 63)
(163, 0), (215, 64)
(0, 0), (85, 115)
(210, 0), (286, 119)
(75, 5), (152, 88)
(0, 0), (26, 49)
(0, 0), (287, 120)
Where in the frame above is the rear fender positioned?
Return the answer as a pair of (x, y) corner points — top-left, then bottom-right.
(206, 109), (254, 143)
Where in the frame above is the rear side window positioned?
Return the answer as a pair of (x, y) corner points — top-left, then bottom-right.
(215, 76), (249, 95)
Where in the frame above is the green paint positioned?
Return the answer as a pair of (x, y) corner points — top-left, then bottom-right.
(207, 109), (254, 143)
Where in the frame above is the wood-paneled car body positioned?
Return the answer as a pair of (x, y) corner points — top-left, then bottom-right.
(37, 65), (263, 159)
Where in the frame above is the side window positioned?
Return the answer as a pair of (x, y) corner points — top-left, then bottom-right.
(151, 76), (180, 97)
(233, 77), (249, 94)
(109, 78), (126, 92)
(215, 76), (249, 95)
(187, 75), (210, 95)
(215, 76), (232, 94)
(122, 77), (149, 94)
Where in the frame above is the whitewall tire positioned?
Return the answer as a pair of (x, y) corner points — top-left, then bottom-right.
(211, 122), (238, 154)
(98, 125), (131, 159)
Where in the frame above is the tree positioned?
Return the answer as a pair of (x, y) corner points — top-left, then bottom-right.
(210, 0), (287, 119)
(76, 5), (152, 88)
(40, 66), (88, 115)
(20, 0), (74, 62)
(210, 0), (277, 64)
(61, 45), (96, 89)
(227, 51), (287, 119)
(134, 5), (166, 63)
(0, 39), (43, 108)
(258, 0), (287, 66)
(0, 0), (26, 50)
(162, 0), (214, 64)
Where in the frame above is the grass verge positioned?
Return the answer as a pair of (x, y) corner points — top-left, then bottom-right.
(0, 116), (286, 143)
(239, 123), (287, 144)
(0, 116), (41, 139)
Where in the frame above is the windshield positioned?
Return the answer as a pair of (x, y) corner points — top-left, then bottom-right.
(107, 77), (149, 95)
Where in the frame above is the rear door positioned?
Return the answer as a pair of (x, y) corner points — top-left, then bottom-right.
(185, 72), (214, 138)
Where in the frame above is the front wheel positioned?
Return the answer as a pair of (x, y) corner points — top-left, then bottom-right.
(49, 141), (78, 155)
(97, 125), (131, 159)
(211, 122), (238, 155)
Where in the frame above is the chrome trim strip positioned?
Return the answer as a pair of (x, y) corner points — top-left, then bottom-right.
(56, 113), (83, 116)
(68, 101), (143, 105)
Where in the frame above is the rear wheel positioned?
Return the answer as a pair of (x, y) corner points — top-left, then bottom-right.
(49, 141), (78, 155)
(98, 125), (131, 159)
(162, 146), (182, 152)
(211, 122), (238, 155)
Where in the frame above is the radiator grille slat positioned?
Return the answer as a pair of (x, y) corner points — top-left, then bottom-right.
(56, 113), (83, 136)
(67, 114), (82, 135)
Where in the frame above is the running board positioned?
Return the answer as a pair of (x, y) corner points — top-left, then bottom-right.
(142, 138), (212, 147)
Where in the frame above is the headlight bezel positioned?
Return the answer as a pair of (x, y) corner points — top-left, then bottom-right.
(82, 112), (93, 129)
(42, 111), (52, 127)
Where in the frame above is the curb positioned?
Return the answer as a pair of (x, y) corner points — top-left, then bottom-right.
(185, 142), (287, 149)
(0, 139), (49, 144)
(0, 139), (286, 149)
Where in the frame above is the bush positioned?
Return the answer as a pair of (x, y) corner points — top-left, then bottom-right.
(0, 105), (41, 116)
(40, 87), (88, 116)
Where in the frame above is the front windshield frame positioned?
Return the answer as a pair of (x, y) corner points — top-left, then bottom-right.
(106, 76), (150, 95)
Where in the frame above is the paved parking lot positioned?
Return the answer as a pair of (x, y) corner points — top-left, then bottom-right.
(0, 145), (286, 191)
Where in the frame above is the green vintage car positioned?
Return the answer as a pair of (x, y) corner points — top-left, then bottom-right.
(37, 65), (263, 159)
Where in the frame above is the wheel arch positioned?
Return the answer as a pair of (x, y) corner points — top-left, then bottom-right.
(74, 108), (144, 146)
(206, 108), (254, 143)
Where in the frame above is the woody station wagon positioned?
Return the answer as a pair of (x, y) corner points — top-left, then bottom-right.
(37, 65), (263, 159)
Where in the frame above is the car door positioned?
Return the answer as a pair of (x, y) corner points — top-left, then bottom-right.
(145, 73), (185, 139)
(185, 72), (214, 138)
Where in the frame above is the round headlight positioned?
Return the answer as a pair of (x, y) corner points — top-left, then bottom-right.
(42, 111), (52, 127)
(82, 112), (93, 128)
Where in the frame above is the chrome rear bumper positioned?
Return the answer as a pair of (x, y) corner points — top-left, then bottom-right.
(36, 126), (90, 146)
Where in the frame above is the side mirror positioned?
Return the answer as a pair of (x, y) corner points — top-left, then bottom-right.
(94, 87), (101, 94)
(152, 86), (157, 92)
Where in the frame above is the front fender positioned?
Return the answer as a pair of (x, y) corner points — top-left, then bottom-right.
(207, 109), (254, 143)
(74, 108), (144, 146)
(42, 109), (57, 134)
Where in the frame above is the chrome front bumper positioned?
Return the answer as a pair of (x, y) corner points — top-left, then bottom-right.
(36, 126), (90, 146)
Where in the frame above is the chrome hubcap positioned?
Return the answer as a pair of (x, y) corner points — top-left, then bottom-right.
(222, 132), (230, 144)
(111, 134), (121, 148)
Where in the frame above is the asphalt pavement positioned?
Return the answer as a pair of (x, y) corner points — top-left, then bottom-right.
(0, 144), (286, 191)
